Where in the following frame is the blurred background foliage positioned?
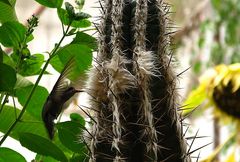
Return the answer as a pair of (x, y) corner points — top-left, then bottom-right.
(171, 0), (240, 161)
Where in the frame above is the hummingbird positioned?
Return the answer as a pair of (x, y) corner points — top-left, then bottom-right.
(42, 57), (82, 139)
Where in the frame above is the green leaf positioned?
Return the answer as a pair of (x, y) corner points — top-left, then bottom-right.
(0, 2), (17, 23)
(70, 153), (88, 162)
(0, 0), (16, 6)
(211, 0), (220, 10)
(0, 106), (48, 139)
(35, 154), (59, 162)
(65, 2), (75, 19)
(26, 33), (34, 43)
(56, 121), (86, 153)
(0, 63), (16, 92)
(58, 128), (85, 153)
(183, 85), (207, 115)
(0, 21), (26, 47)
(2, 51), (15, 67)
(34, 0), (63, 8)
(16, 85), (48, 120)
(72, 19), (91, 28)
(14, 74), (33, 90)
(57, 8), (91, 28)
(49, 55), (63, 72)
(0, 0), (12, 6)
(193, 61), (202, 74)
(57, 8), (70, 25)
(19, 133), (68, 162)
(50, 44), (92, 80)
(0, 147), (26, 162)
(225, 20), (237, 45)
(74, 12), (91, 21)
(18, 54), (45, 76)
(67, 28), (77, 36)
(70, 113), (85, 126)
(56, 121), (85, 139)
(0, 107), (73, 159)
(71, 32), (97, 50)
(0, 106), (71, 157)
(8, 0), (16, 6)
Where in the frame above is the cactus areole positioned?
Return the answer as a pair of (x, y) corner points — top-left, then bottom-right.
(86, 0), (191, 161)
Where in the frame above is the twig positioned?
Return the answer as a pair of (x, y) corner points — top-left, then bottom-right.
(0, 22), (72, 146)
(4, 5), (46, 54)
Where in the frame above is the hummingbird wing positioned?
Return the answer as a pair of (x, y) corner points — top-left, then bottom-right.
(50, 57), (76, 100)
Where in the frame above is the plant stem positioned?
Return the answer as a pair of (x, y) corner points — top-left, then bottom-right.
(0, 94), (9, 114)
(0, 93), (4, 104)
(80, 28), (96, 33)
(0, 24), (72, 146)
(50, 23), (71, 57)
(213, 116), (220, 162)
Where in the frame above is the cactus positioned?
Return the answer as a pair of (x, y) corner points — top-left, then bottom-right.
(86, 0), (191, 161)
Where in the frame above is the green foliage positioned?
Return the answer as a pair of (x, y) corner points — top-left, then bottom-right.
(18, 54), (45, 76)
(0, 63), (16, 92)
(0, 21), (26, 47)
(57, 2), (91, 28)
(72, 31), (97, 50)
(50, 44), (92, 80)
(0, 0), (94, 161)
(0, 106), (47, 139)
(16, 85), (49, 120)
(0, 147), (26, 162)
(14, 74), (33, 90)
(57, 8), (91, 28)
(19, 133), (68, 162)
(0, 0), (17, 23)
(70, 153), (87, 162)
(34, 0), (63, 8)
(56, 121), (86, 153)
(189, 0), (240, 80)
(70, 112), (85, 125)
(2, 50), (14, 66)
(204, 0), (240, 65)
(184, 0), (240, 160)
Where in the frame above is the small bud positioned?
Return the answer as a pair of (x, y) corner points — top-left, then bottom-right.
(75, 0), (85, 10)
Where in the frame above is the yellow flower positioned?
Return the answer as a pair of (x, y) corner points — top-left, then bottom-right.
(184, 63), (240, 120)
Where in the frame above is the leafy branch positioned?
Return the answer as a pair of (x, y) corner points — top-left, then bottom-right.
(0, 0), (95, 161)
(0, 22), (72, 146)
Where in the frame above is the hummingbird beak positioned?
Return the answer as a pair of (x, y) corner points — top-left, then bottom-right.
(75, 89), (84, 93)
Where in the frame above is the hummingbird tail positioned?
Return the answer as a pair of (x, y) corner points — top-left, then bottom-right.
(43, 114), (55, 139)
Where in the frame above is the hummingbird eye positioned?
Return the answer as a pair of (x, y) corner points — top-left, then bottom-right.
(61, 87), (77, 101)
(67, 87), (75, 92)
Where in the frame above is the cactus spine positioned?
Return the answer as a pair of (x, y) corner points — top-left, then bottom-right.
(87, 0), (191, 161)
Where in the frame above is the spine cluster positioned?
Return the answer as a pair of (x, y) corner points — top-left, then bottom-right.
(86, 0), (191, 161)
